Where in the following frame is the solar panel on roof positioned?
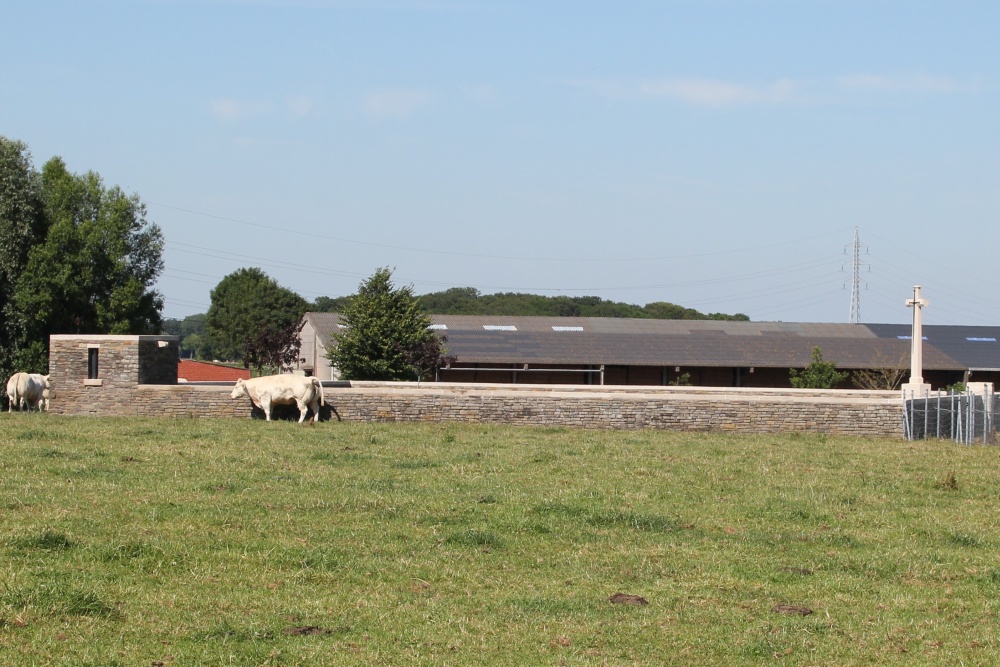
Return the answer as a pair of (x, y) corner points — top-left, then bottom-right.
(483, 325), (517, 331)
(429, 324), (448, 330)
(966, 337), (996, 342)
(552, 326), (584, 332)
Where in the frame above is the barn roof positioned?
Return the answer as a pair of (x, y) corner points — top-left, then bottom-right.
(867, 324), (1000, 371)
(303, 313), (984, 371)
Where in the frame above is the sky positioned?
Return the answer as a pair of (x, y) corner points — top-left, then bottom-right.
(3, 0), (998, 327)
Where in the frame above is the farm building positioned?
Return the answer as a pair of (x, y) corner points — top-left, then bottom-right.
(295, 312), (1000, 390)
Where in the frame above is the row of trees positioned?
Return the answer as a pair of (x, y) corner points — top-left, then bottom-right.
(0, 137), (164, 379)
(314, 286), (750, 321)
(1, 136), (879, 386)
(177, 267), (451, 381)
(186, 270), (899, 386)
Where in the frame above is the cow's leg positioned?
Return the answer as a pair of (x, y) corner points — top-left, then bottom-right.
(295, 399), (309, 423)
(260, 396), (272, 421)
(307, 398), (320, 422)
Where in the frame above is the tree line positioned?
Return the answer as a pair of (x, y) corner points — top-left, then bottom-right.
(3, 135), (749, 382)
(0, 133), (879, 389)
(0, 137), (164, 380)
(168, 279), (749, 367)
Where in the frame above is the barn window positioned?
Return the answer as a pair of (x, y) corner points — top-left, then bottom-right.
(88, 348), (99, 379)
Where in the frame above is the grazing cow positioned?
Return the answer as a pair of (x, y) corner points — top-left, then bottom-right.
(230, 374), (325, 423)
(6, 372), (50, 412)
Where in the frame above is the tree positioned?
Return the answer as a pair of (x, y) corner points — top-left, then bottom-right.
(1, 145), (165, 373)
(410, 286), (749, 321)
(205, 268), (308, 365)
(851, 352), (908, 390)
(414, 287), (482, 314)
(397, 335), (457, 382)
(789, 347), (849, 389)
(312, 295), (352, 312)
(0, 137), (46, 378)
(327, 268), (453, 381)
(164, 313), (215, 359)
(244, 320), (305, 375)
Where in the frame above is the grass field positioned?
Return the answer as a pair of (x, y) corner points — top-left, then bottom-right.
(1, 416), (998, 666)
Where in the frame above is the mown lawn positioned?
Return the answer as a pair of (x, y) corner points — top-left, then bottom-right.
(0, 415), (998, 666)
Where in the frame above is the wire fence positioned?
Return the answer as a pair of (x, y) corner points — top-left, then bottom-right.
(903, 386), (996, 444)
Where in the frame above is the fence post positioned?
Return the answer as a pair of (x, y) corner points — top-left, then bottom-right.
(923, 389), (929, 440)
(936, 390), (941, 439)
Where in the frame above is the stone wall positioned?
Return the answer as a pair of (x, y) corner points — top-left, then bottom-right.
(45, 336), (903, 436)
(49, 335), (179, 416)
(325, 383), (902, 437)
(58, 380), (903, 437)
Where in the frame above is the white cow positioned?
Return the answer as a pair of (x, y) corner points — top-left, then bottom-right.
(6, 372), (50, 412)
(230, 374), (325, 423)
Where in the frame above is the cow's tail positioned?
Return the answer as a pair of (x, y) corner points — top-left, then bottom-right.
(312, 377), (326, 406)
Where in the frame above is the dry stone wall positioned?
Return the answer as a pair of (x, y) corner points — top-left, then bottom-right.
(54, 380), (903, 437)
(46, 335), (902, 435)
(324, 384), (901, 437)
(48, 335), (179, 416)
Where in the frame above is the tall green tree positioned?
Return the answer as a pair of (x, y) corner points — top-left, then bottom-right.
(312, 295), (352, 313)
(789, 347), (849, 389)
(328, 268), (451, 381)
(0, 138), (46, 377)
(163, 313), (215, 359)
(1, 141), (164, 373)
(205, 268), (308, 365)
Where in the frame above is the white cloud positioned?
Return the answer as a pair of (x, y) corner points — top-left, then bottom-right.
(574, 77), (799, 107)
(837, 74), (969, 94)
(468, 84), (498, 104)
(574, 73), (978, 108)
(210, 98), (272, 122)
(638, 78), (797, 106)
(362, 88), (431, 119)
(286, 95), (314, 120)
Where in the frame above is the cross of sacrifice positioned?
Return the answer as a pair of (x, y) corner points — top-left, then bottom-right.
(904, 285), (929, 390)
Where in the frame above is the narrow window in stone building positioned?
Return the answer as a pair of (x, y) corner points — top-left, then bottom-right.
(88, 348), (99, 380)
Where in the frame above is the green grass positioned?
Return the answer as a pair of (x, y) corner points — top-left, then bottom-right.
(0, 416), (998, 665)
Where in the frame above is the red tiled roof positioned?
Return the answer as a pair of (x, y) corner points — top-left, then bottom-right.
(178, 360), (251, 382)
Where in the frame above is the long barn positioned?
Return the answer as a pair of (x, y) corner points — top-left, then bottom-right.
(295, 313), (1000, 390)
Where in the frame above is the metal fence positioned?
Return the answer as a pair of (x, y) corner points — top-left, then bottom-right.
(903, 387), (996, 444)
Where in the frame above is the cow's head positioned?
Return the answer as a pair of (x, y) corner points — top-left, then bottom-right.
(230, 378), (248, 400)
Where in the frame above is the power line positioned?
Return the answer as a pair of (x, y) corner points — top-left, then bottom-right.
(150, 200), (852, 264)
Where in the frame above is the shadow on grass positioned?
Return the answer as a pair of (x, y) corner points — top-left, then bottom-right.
(0, 585), (116, 618)
(8, 530), (74, 551)
(533, 502), (682, 533)
(444, 529), (504, 550)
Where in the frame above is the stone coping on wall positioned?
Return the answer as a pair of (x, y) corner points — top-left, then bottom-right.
(51, 334), (178, 342)
(342, 381), (902, 404)
(137, 379), (901, 403)
(129, 381), (903, 408)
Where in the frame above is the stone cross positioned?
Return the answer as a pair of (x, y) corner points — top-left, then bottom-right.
(902, 285), (930, 395)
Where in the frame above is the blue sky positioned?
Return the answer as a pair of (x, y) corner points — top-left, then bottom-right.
(4, 0), (998, 325)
